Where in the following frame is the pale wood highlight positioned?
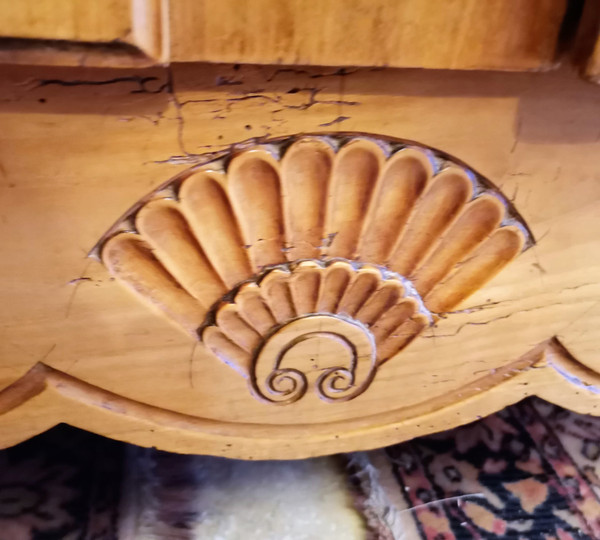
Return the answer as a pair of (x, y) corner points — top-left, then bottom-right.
(131, 0), (165, 61)
(180, 172), (252, 288)
(228, 151), (286, 271)
(281, 139), (333, 261)
(102, 234), (206, 335)
(583, 36), (600, 83)
(136, 200), (226, 306)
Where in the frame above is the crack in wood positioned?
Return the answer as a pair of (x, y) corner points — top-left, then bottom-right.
(35, 75), (169, 94)
(425, 301), (575, 339)
(319, 115), (351, 127)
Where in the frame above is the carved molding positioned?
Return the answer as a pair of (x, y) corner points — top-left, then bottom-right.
(95, 133), (533, 404)
(0, 132), (597, 459)
(0, 337), (598, 459)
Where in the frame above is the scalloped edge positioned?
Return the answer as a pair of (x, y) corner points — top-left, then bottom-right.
(0, 338), (597, 459)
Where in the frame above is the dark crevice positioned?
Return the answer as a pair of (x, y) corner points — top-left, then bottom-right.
(555, 0), (586, 60)
(36, 75), (168, 94)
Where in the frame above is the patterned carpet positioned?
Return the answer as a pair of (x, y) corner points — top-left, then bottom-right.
(350, 399), (600, 540)
(0, 425), (123, 540)
(1, 398), (599, 539)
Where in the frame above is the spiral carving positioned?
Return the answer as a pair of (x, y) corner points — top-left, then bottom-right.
(263, 368), (308, 404)
(317, 366), (370, 403)
(250, 315), (377, 404)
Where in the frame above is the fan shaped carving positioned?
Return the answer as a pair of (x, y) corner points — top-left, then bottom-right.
(97, 134), (533, 404)
(202, 261), (432, 403)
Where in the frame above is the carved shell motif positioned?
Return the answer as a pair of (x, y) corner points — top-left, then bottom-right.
(98, 134), (532, 404)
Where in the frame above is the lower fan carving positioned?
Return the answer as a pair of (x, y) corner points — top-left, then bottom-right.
(97, 133), (533, 405)
(202, 261), (431, 404)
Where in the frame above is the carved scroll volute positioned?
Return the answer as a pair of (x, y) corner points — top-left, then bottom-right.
(99, 134), (533, 405)
(251, 315), (376, 404)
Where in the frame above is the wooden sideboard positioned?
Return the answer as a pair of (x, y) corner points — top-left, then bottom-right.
(0, 1), (599, 459)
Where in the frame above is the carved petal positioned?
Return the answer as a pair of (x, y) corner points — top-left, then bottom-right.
(179, 171), (252, 288)
(281, 139), (333, 260)
(425, 226), (525, 313)
(358, 148), (433, 263)
(102, 234), (206, 335)
(136, 199), (226, 305)
(323, 139), (385, 259)
(388, 168), (473, 276)
(228, 150), (286, 271)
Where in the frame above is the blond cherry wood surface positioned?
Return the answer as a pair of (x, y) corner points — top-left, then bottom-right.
(98, 133), (531, 407)
(168, 0), (567, 70)
(0, 0), (569, 71)
(0, 63), (599, 459)
(0, 0), (163, 66)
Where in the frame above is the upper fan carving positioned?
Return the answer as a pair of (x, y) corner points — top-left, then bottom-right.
(97, 134), (533, 404)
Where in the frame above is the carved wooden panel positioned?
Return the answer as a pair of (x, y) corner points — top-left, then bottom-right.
(0, 63), (599, 460)
(97, 135), (533, 408)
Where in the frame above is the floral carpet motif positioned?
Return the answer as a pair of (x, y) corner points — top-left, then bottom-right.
(354, 398), (600, 539)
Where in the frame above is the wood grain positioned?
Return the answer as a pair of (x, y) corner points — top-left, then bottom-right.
(0, 62), (598, 458)
(0, 0), (132, 43)
(0, 0), (568, 71)
(0, 0), (164, 65)
(169, 0), (568, 70)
